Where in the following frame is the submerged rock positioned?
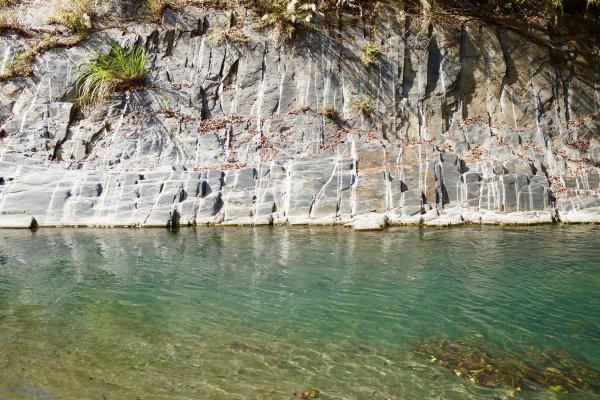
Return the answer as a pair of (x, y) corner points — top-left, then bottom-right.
(294, 388), (320, 399)
(412, 338), (600, 393)
(228, 341), (271, 355)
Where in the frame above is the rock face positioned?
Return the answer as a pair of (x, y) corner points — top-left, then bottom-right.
(1, 2), (599, 227)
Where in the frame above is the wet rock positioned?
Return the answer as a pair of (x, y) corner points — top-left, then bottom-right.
(294, 388), (320, 399)
(228, 341), (271, 355)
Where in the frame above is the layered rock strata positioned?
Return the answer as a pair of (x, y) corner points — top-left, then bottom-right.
(1, 3), (599, 228)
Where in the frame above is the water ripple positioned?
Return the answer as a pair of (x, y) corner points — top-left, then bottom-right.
(0, 226), (599, 399)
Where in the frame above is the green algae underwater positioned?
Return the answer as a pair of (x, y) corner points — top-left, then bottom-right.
(0, 225), (599, 399)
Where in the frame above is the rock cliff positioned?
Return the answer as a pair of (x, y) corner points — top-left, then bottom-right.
(1, 1), (599, 228)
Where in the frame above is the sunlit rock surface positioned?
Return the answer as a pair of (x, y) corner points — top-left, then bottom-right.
(1, 2), (599, 227)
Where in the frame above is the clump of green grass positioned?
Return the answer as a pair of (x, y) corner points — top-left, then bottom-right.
(361, 42), (380, 68)
(75, 41), (147, 109)
(49, 0), (92, 35)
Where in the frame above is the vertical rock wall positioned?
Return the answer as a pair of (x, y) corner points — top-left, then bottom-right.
(0, 3), (599, 228)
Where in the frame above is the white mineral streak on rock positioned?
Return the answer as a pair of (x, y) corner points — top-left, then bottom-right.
(0, 46), (11, 77)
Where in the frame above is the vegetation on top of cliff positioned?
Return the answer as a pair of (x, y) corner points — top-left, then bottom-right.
(337, 0), (600, 16)
(418, 0), (600, 25)
(4, 0), (598, 43)
(75, 41), (147, 109)
(137, 0), (599, 41)
(0, 0), (597, 84)
(237, 0), (600, 21)
(468, 0), (598, 14)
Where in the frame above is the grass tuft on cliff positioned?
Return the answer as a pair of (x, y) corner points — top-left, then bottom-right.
(360, 42), (380, 68)
(49, 0), (93, 35)
(257, 0), (323, 42)
(75, 41), (147, 109)
(146, 0), (170, 21)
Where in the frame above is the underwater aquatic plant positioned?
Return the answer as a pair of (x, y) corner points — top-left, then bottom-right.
(412, 337), (600, 394)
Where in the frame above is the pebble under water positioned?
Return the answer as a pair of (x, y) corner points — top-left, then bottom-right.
(0, 226), (599, 399)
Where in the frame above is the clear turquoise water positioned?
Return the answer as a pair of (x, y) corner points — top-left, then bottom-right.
(0, 226), (599, 399)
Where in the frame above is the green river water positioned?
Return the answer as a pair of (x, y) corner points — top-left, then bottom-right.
(0, 226), (599, 399)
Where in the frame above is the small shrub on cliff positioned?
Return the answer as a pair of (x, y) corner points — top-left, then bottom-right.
(259, 0), (323, 42)
(361, 42), (380, 68)
(319, 104), (340, 124)
(208, 25), (250, 46)
(357, 98), (374, 120)
(146, 0), (170, 21)
(49, 0), (92, 35)
(75, 41), (147, 109)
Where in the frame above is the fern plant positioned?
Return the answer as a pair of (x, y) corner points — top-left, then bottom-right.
(75, 41), (147, 109)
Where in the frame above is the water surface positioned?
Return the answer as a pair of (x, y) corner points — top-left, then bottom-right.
(0, 226), (599, 399)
